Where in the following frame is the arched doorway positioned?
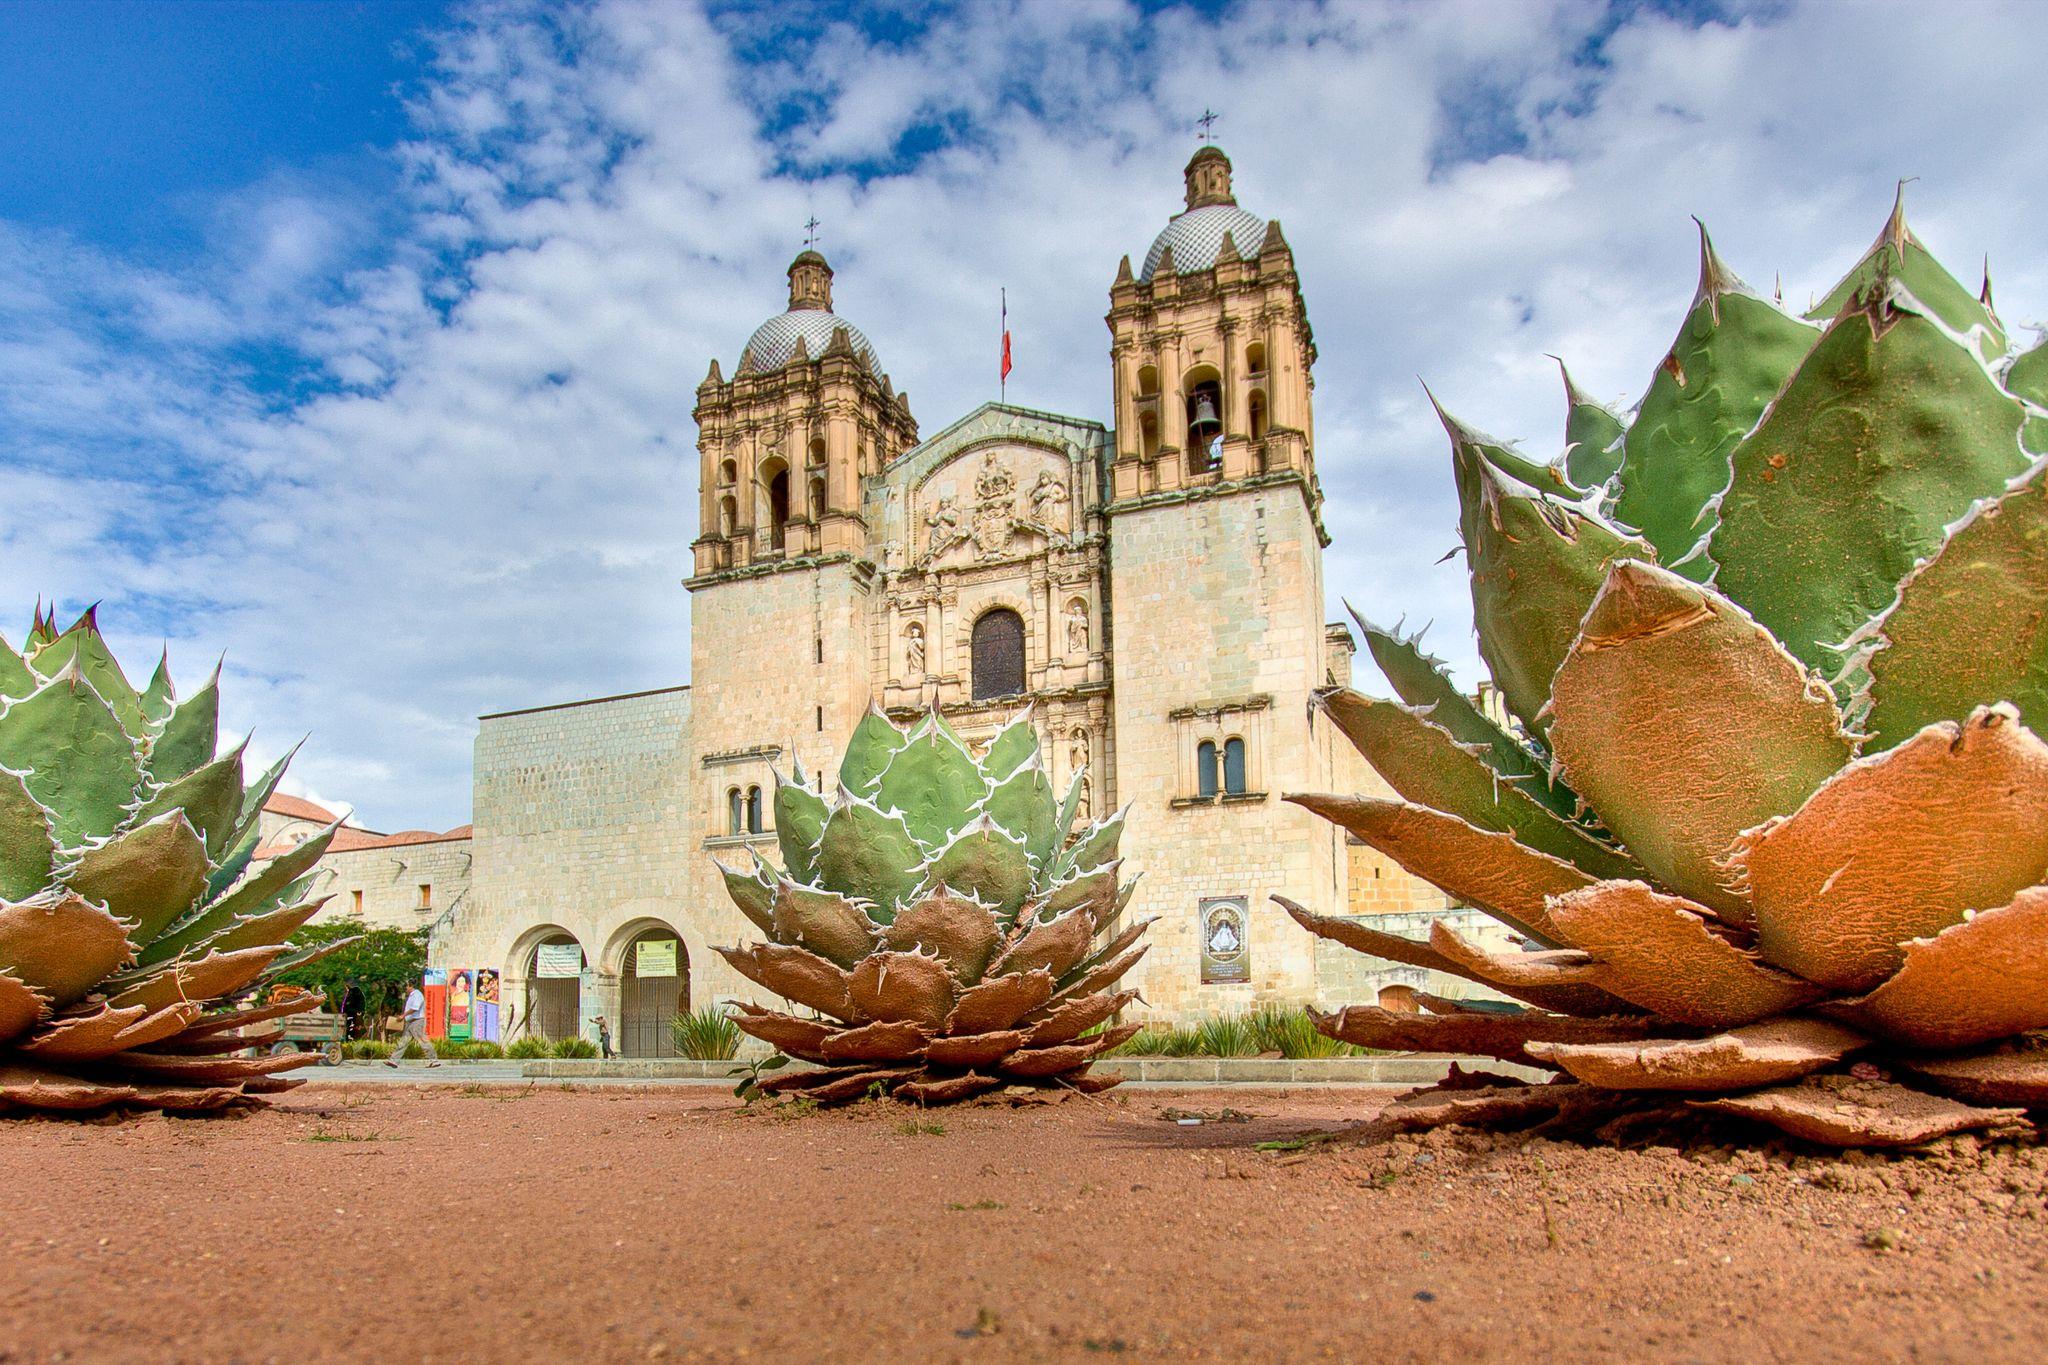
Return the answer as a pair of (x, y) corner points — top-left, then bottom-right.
(527, 932), (584, 1041)
(619, 925), (690, 1058)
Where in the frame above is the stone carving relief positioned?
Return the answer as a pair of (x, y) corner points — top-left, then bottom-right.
(925, 498), (965, 563)
(1029, 470), (1071, 535)
(969, 455), (1018, 560)
(915, 446), (1073, 569)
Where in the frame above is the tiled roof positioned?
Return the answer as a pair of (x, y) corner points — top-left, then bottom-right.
(1141, 203), (1269, 280)
(256, 823), (472, 861)
(739, 308), (878, 372)
(262, 792), (341, 822)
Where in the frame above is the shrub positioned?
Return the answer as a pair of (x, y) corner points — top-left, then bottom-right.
(670, 1007), (742, 1061)
(345, 1040), (392, 1060)
(550, 1036), (598, 1059)
(1247, 1005), (1354, 1059)
(464, 1041), (504, 1059)
(1193, 1014), (1260, 1058)
(505, 1035), (551, 1060)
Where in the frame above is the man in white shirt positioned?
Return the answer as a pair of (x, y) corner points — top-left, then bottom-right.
(386, 984), (441, 1067)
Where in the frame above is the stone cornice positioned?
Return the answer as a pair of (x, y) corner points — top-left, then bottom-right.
(1103, 469), (1331, 547)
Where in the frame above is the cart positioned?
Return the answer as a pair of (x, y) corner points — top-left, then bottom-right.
(268, 1009), (346, 1065)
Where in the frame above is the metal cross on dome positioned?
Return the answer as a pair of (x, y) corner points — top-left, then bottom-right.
(1196, 109), (1220, 142)
(803, 215), (821, 248)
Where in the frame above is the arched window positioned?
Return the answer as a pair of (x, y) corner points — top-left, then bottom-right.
(766, 469), (790, 548)
(718, 458), (737, 486)
(971, 608), (1026, 700)
(809, 476), (826, 520)
(718, 495), (737, 538)
(1184, 371), (1223, 474)
(746, 785), (764, 834)
(1139, 412), (1159, 461)
(1246, 341), (1267, 375)
(1136, 364), (1159, 397)
(1197, 741), (1220, 798)
(807, 436), (827, 467)
(1223, 737), (1247, 795)
(1248, 389), (1268, 441)
(727, 787), (743, 836)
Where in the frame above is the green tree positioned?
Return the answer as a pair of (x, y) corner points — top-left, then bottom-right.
(272, 918), (427, 1029)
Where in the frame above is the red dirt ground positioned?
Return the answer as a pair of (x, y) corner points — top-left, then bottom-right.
(4, 1083), (2047, 1362)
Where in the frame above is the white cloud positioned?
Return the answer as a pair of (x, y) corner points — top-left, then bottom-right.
(5, 0), (2047, 827)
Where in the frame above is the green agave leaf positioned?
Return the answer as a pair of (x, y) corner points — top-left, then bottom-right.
(1548, 561), (1853, 923)
(836, 705), (909, 798)
(1054, 806), (1124, 883)
(1317, 690), (1641, 883)
(718, 854), (776, 936)
(138, 648), (176, 724)
(1808, 191), (2005, 363)
(0, 767), (56, 900)
(28, 611), (147, 737)
(205, 819), (262, 902)
(1428, 388), (1574, 498)
(1356, 616), (1576, 819)
(1053, 769), (1086, 849)
(147, 667), (219, 785)
(917, 815), (1033, 922)
(0, 636), (38, 702)
(773, 772), (828, 883)
(873, 718), (984, 850)
(196, 891), (328, 958)
(814, 793), (924, 921)
(1611, 224), (1818, 574)
(1852, 460), (2048, 750)
(0, 663), (144, 849)
(1557, 359), (1626, 491)
(1712, 291), (2030, 674)
(132, 739), (245, 861)
(981, 755), (1057, 871)
(980, 710), (1039, 782)
(2006, 336), (2048, 456)
(769, 880), (876, 968)
(1449, 411), (1656, 738)
(1037, 862), (1120, 923)
(139, 823), (336, 966)
(236, 742), (299, 829)
(64, 809), (209, 943)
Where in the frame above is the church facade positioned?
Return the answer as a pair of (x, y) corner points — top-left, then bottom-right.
(418, 147), (1456, 1054)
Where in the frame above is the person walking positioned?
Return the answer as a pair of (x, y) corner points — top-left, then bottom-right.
(593, 1014), (615, 1060)
(386, 983), (442, 1067)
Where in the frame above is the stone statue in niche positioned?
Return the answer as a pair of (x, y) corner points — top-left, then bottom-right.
(1075, 772), (1093, 822)
(1069, 730), (1088, 773)
(904, 621), (925, 677)
(1029, 470), (1071, 534)
(1065, 600), (1089, 655)
(924, 497), (965, 564)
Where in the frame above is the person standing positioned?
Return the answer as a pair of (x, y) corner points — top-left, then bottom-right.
(386, 983), (441, 1068)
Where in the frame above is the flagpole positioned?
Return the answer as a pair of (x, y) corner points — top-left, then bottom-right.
(1000, 288), (1007, 404)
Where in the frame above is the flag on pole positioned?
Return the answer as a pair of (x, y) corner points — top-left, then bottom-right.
(1000, 289), (1012, 398)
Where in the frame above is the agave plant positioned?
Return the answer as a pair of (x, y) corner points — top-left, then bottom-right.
(1285, 193), (2048, 1146)
(714, 706), (1146, 1105)
(0, 607), (345, 1112)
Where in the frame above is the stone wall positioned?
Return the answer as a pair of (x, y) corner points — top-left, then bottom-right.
(310, 836), (474, 936)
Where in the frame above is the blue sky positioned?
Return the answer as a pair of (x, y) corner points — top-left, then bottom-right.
(4, 0), (2046, 828)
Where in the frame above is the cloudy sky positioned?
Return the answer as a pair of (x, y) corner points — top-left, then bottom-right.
(4, 0), (2045, 829)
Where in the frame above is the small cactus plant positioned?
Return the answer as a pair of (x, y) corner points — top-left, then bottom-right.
(715, 706), (1146, 1105)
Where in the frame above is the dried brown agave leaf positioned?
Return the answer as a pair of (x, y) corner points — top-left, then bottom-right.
(879, 889), (1000, 981)
(988, 905), (1094, 981)
(1524, 1017), (1865, 1092)
(1308, 1004), (1663, 1066)
(1548, 561), (1852, 924)
(1285, 794), (1590, 942)
(1426, 921), (1601, 988)
(105, 945), (283, 1014)
(818, 1019), (930, 1064)
(1896, 1037), (2048, 1105)
(786, 1067), (913, 1105)
(0, 1064), (140, 1111)
(111, 1050), (321, 1085)
(715, 943), (859, 1022)
(1737, 706), (2048, 991)
(756, 1063), (868, 1096)
(770, 883), (876, 969)
(1382, 1078), (1601, 1130)
(0, 893), (137, 1009)
(1825, 886), (2048, 1049)
(897, 1072), (1003, 1104)
(1546, 880), (1826, 1027)
(1275, 896), (1635, 1017)
(1021, 989), (1138, 1048)
(848, 951), (956, 1030)
(18, 1000), (203, 1060)
(996, 1024), (1138, 1077)
(924, 1030), (1028, 1069)
(1692, 1076), (2024, 1147)
(1046, 942), (1147, 1010)
(728, 1003), (834, 1061)
(944, 968), (1054, 1034)
(0, 970), (49, 1042)
(170, 996), (321, 1040)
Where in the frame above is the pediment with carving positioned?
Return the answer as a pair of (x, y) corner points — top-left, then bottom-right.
(913, 441), (1075, 571)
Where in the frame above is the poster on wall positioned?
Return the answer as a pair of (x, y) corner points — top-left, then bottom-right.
(421, 967), (449, 1039)
(635, 939), (679, 978)
(1199, 897), (1250, 985)
(474, 968), (501, 1042)
(535, 943), (583, 978)
(447, 969), (474, 1040)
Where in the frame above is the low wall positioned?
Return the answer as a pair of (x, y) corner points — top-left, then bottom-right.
(520, 1056), (1548, 1085)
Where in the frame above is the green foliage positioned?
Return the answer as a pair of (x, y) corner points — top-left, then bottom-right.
(1246, 1005), (1354, 1060)
(1102, 1010), (1360, 1059)
(505, 1035), (552, 1060)
(1192, 1014), (1260, 1058)
(344, 1040), (393, 1060)
(670, 1006), (742, 1060)
(550, 1036), (598, 1059)
(272, 918), (427, 1023)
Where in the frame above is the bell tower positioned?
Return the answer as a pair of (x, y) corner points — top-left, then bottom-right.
(1105, 145), (1317, 502)
(691, 249), (918, 579)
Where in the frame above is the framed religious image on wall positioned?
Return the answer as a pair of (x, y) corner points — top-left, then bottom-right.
(1199, 896), (1250, 984)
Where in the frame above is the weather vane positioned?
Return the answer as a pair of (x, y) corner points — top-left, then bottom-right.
(803, 215), (821, 249)
(1196, 109), (1220, 142)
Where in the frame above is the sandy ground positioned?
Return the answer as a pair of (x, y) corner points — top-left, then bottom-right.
(4, 1083), (2047, 1363)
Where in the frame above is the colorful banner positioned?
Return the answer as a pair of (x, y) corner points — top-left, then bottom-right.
(474, 968), (501, 1042)
(635, 938), (679, 978)
(535, 943), (582, 978)
(422, 967), (449, 1039)
(447, 968), (474, 1040)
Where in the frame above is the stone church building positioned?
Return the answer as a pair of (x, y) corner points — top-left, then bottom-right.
(401, 146), (1454, 1054)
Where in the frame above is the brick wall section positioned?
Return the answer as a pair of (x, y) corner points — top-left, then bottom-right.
(309, 837), (474, 936)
